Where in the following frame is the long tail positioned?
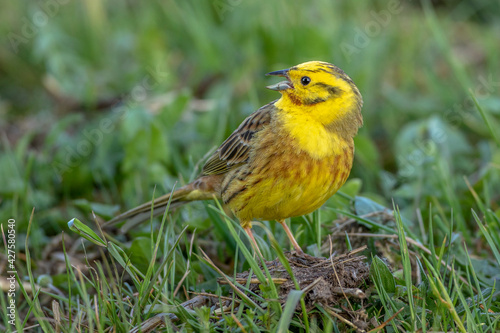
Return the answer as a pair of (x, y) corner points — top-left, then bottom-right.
(103, 182), (215, 231)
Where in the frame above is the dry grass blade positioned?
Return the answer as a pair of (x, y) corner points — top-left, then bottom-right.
(217, 277), (288, 285)
(322, 245), (367, 265)
(323, 306), (361, 331)
(174, 269), (191, 297)
(301, 277), (324, 294)
(52, 300), (61, 333)
(190, 291), (241, 303)
(367, 307), (404, 333)
(231, 313), (248, 333)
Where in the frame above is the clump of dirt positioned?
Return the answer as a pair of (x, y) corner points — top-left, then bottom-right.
(234, 247), (370, 308)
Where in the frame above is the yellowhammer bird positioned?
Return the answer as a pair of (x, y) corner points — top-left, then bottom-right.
(106, 61), (363, 255)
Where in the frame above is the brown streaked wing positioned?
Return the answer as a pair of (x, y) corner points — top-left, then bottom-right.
(202, 102), (275, 175)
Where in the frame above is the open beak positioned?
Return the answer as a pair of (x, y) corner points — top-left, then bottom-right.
(266, 68), (293, 91)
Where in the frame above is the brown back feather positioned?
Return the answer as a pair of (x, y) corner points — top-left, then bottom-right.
(201, 102), (274, 175)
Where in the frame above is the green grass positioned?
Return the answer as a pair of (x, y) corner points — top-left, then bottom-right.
(1, 0), (500, 331)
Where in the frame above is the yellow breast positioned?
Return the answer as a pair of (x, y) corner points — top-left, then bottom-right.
(279, 109), (350, 159)
(222, 114), (354, 223)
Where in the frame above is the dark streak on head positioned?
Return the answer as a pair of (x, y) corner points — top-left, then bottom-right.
(303, 96), (327, 105)
(302, 83), (342, 105)
(315, 82), (342, 95)
(312, 63), (362, 101)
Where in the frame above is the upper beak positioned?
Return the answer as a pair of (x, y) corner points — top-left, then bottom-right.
(266, 68), (293, 91)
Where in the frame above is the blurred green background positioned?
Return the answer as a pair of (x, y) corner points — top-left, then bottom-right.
(1, 0), (500, 250)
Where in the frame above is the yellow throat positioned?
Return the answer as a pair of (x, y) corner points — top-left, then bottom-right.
(267, 61), (363, 158)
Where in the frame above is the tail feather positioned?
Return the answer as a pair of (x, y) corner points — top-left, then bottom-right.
(104, 182), (215, 231)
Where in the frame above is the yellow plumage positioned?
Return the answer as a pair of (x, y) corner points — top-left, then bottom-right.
(106, 61), (363, 255)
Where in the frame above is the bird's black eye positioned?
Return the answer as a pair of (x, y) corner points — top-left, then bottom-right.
(301, 76), (311, 86)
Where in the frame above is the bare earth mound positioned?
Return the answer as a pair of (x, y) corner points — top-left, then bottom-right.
(235, 247), (370, 308)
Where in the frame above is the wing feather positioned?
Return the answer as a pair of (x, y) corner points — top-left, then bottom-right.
(202, 102), (274, 176)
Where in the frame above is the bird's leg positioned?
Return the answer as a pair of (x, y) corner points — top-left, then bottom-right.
(244, 225), (263, 258)
(278, 219), (304, 255)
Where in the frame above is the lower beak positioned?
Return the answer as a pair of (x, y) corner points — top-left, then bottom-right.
(266, 68), (292, 91)
(266, 81), (293, 91)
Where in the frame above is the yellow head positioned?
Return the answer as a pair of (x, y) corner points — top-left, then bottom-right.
(267, 61), (363, 138)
